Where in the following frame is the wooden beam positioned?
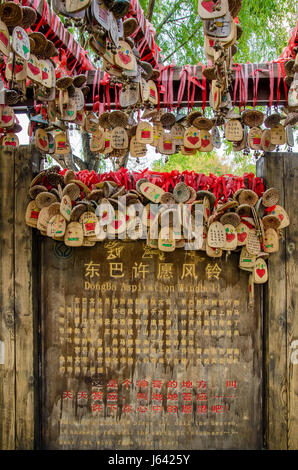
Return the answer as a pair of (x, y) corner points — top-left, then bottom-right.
(83, 62), (287, 109)
(13, 61), (287, 113)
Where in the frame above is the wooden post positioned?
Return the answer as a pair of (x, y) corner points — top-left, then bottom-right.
(0, 146), (37, 449)
(0, 148), (16, 449)
(257, 151), (298, 450)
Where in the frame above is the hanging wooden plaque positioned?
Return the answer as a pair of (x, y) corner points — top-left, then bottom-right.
(60, 195), (72, 222)
(115, 40), (135, 71)
(263, 228), (279, 253)
(0, 105), (14, 128)
(211, 126), (221, 149)
(269, 205), (290, 229)
(210, 80), (222, 110)
(129, 136), (147, 158)
(206, 243), (223, 257)
(199, 130), (213, 152)
(285, 126), (294, 147)
(5, 54), (27, 81)
(66, 0), (91, 13)
(102, 130), (113, 154)
(246, 229), (261, 255)
(73, 88), (85, 111)
(62, 98), (77, 122)
(2, 133), (19, 148)
(236, 222), (249, 246)
(270, 124), (286, 145)
(47, 101), (56, 123)
(93, 0), (110, 31)
(139, 182), (165, 203)
(261, 129), (275, 151)
(90, 132), (104, 153)
(107, 210), (127, 236)
(223, 224), (237, 250)
(239, 246), (256, 271)
(205, 12), (232, 38)
(207, 221), (225, 248)
(198, 0), (228, 19)
(288, 80), (298, 109)
(85, 112), (99, 134)
(27, 55), (43, 84)
(120, 85), (139, 108)
(225, 119), (243, 142)
(152, 123), (164, 148)
(47, 214), (66, 238)
(170, 123), (185, 145)
(54, 131), (71, 155)
(12, 27), (30, 61)
(184, 126), (201, 149)
(108, 12), (119, 48)
(254, 258), (268, 284)
(111, 126), (128, 149)
(80, 212), (98, 237)
(35, 128), (49, 153)
(37, 206), (51, 232)
(158, 226), (175, 252)
(64, 222), (84, 247)
(158, 134), (176, 155)
(148, 80), (158, 105)
(136, 121), (153, 144)
(181, 145), (197, 155)
(248, 127), (262, 150)
(0, 20), (10, 57)
(74, 110), (86, 127)
(25, 201), (40, 228)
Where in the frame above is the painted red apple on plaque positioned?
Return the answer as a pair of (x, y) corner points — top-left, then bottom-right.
(115, 40), (135, 71)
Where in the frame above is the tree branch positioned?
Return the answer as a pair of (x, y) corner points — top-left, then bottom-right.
(167, 15), (192, 23)
(155, 0), (184, 38)
(73, 154), (87, 170)
(163, 25), (201, 62)
(146, 0), (156, 22)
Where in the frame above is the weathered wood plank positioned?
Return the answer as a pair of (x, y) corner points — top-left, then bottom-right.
(0, 148), (16, 449)
(284, 154), (298, 450)
(257, 152), (288, 449)
(40, 240), (263, 450)
(14, 146), (35, 449)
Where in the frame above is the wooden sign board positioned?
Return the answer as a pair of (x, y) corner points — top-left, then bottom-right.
(40, 240), (262, 450)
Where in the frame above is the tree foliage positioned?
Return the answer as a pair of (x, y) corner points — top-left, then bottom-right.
(140, 0), (297, 65)
(152, 148), (256, 175)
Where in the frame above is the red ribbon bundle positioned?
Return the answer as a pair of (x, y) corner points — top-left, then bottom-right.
(61, 168), (265, 204)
